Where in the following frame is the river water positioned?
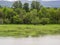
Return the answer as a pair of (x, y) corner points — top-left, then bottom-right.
(0, 35), (60, 45)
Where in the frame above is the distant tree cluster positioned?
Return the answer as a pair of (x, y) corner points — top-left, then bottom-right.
(0, 1), (60, 24)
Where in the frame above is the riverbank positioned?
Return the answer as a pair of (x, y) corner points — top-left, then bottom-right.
(0, 24), (60, 37)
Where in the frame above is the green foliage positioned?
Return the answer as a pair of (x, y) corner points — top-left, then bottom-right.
(31, 1), (41, 10)
(40, 18), (50, 25)
(12, 1), (22, 8)
(23, 3), (29, 12)
(23, 12), (31, 24)
(13, 15), (23, 24)
(29, 9), (40, 24)
(0, 24), (59, 37)
(4, 19), (10, 24)
(38, 7), (50, 18)
(31, 17), (40, 24)
(0, 1), (60, 24)
(0, 9), (4, 18)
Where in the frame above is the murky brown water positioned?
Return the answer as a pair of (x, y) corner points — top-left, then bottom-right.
(0, 35), (60, 45)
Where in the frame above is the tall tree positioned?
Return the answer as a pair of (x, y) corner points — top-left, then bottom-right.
(31, 1), (41, 10)
(12, 0), (22, 9)
(23, 3), (29, 12)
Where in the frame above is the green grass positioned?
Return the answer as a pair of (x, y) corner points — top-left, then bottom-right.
(0, 24), (60, 37)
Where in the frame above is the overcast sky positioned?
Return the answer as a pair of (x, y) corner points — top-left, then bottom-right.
(42, 0), (59, 1)
(0, 0), (59, 1)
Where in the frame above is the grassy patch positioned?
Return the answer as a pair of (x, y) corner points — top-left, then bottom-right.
(0, 24), (60, 37)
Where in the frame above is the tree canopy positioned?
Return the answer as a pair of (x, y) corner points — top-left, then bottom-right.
(0, 1), (60, 25)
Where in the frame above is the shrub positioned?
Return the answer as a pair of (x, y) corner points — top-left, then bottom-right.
(40, 18), (50, 25)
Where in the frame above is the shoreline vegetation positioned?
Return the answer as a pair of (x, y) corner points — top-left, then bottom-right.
(0, 1), (60, 38)
(0, 1), (60, 25)
(0, 24), (60, 37)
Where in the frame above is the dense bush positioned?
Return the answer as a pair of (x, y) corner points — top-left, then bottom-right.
(40, 18), (50, 25)
(0, 1), (60, 24)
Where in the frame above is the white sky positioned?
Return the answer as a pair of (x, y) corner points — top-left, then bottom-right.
(6, 0), (17, 1)
(0, 0), (58, 1)
(42, 0), (57, 1)
(0, 0), (37, 1)
(0, 0), (17, 1)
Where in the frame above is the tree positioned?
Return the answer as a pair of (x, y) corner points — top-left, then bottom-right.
(0, 9), (3, 18)
(31, 17), (40, 24)
(56, 8), (60, 23)
(6, 9), (17, 23)
(38, 7), (50, 18)
(48, 8), (57, 24)
(23, 3), (29, 12)
(23, 9), (39, 24)
(2, 7), (17, 24)
(23, 12), (31, 24)
(12, 0), (22, 9)
(14, 8), (26, 23)
(0, 9), (4, 24)
(31, 1), (41, 11)
(2, 7), (7, 23)
(13, 15), (23, 24)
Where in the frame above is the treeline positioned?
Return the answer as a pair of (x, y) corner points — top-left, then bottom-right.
(0, 1), (60, 24)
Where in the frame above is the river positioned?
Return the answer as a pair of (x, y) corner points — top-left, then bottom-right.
(0, 35), (60, 45)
